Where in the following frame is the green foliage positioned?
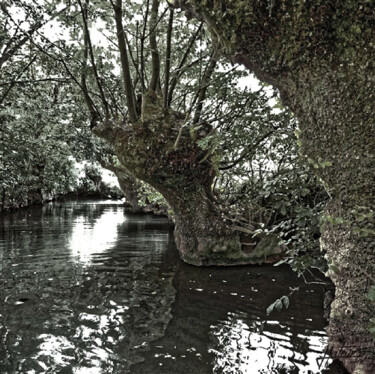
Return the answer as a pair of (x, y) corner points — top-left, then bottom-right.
(0, 74), (79, 209)
(307, 157), (333, 169)
(369, 319), (375, 337)
(212, 93), (329, 273)
(136, 182), (168, 208)
(77, 163), (103, 194)
(76, 162), (123, 198)
(0, 0), (122, 209)
(267, 295), (290, 315)
(368, 286), (375, 302)
(320, 208), (375, 238)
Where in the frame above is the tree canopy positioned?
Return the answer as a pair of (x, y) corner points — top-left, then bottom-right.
(1, 0), (327, 268)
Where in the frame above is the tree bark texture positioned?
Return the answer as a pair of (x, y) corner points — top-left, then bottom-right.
(115, 170), (143, 213)
(175, 1), (375, 372)
(94, 91), (283, 266)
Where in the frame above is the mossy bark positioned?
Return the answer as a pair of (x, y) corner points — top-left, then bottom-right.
(114, 170), (143, 213)
(176, 0), (375, 372)
(94, 92), (282, 266)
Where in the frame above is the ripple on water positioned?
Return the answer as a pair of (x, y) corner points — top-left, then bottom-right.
(0, 200), (344, 373)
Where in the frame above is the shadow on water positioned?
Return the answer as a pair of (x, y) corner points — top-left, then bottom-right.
(0, 200), (348, 373)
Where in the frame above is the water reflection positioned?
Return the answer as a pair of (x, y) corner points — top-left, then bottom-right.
(0, 200), (346, 373)
(132, 263), (344, 374)
(209, 313), (328, 373)
(0, 200), (176, 373)
(69, 209), (125, 263)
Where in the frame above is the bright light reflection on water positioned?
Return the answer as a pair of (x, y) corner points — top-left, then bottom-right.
(69, 209), (125, 263)
(209, 312), (330, 373)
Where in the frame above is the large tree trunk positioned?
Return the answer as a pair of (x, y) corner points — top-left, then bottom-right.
(289, 71), (375, 374)
(176, 1), (375, 372)
(94, 91), (282, 266)
(99, 160), (143, 212)
(114, 170), (143, 213)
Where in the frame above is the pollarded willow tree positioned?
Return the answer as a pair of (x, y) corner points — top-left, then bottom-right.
(174, 0), (375, 372)
(19, 0), (294, 265)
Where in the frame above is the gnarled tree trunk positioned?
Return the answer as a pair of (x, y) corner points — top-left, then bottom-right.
(175, 1), (375, 372)
(95, 92), (282, 266)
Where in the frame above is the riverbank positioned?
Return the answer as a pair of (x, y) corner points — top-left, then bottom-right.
(0, 190), (123, 213)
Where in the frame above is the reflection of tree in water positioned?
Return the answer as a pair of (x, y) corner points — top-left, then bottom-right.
(132, 263), (348, 374)
(0, 202), (349, 373)
(0, 201), (107, 259)
(0, 201), (177, 373)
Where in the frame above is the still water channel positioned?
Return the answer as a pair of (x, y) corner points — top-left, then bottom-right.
(0, 200), (346, 373)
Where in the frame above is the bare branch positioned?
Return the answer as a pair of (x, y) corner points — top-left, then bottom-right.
(192, 50), (217, 124)
(0, 77), (70, 86)
(168, 22), (203, 106)
(0, 55), (37, 105)
(219, 130), (277, 171)
(0, 3), (67, 69)
(163, 8), (174, 109)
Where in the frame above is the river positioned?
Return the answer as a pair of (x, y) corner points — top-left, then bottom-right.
(0, 200), (347, 373)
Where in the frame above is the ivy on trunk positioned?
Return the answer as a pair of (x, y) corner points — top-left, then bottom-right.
(176, 0), (375, 372)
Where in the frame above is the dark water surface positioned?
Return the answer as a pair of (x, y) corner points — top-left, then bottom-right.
(0, 200), (342, 373)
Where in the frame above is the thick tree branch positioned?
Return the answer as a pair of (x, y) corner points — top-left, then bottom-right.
(113, 0), (138, 123)
(79, 2), (99, 126)
(149, 0), (160, 92)
(163, 8), (174, 109)
(123, 30), (143, 96)
(140, 0), (150, 91)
